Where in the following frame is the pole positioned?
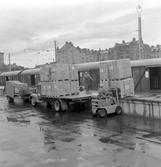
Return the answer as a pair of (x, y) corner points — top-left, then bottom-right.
(8, 53), (11, 71)
(72, 47), (74, 64)
(137, 5), (142, 60)
(54, 41), (57, 62)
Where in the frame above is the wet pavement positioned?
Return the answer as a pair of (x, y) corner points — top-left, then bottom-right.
(0, 96), (161, 167)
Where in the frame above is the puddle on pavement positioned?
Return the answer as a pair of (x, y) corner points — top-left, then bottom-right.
(142, 133), (161, 140)
(99, 134), (136, 150)
(61, 138), (75, 142)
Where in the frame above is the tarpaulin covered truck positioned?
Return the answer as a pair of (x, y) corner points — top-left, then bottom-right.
(5, 81), (31, 103)
(29, 63), (91, 111)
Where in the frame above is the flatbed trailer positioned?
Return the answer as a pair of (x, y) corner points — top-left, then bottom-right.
(29, 92), (92, 112)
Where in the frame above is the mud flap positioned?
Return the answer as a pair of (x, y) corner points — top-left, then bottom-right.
(60, 100), (68, 111)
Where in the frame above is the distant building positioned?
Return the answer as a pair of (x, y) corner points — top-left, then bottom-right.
(56, 42), (82, 64)
(9, 63), (25, 71)
(55, 40), (155, 64)
(151, 45), (161, 58)
(108, 38), (152, 60)
(56, 42), (109, 64)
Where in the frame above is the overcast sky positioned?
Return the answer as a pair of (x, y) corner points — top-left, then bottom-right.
(0, 0), (161, 68)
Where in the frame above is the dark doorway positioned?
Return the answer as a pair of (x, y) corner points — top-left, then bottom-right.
(31, 75), (35, 86)
(90, 69), (100, 90)
(6, 76), (9, 81)
(150, 67), (161, 90)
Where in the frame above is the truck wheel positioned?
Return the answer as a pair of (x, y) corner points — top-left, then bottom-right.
(115, 106), (123, 115)
(53, 99), (62, 112)
(31, 98), (37, 107)
(97, 109), (107, 118)
(7, 96), (14, 103)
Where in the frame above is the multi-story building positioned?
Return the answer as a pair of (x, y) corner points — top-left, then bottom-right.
(56, 42), (106, 64)
(151, 45), (161, 58)
(56, 42), (82, 64)
(80, 49), (98, 63)
(99, 49), (109, 61)
(56, 40), (155, 64)
(108, 38), (152, 60)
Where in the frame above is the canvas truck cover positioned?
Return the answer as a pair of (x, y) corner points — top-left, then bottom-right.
(5, 81), (28, 99)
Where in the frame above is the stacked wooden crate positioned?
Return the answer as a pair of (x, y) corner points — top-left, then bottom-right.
(69, 64), (79, 95)
(40, 63), (79, 97)
(99, 62), (110, 90)
(109, 59), (134, 97)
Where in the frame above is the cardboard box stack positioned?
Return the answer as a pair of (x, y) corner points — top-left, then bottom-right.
(109, 59), (134, 97)
(40, 63), (79, 97)
(69, 65), (79, 95)
(99, 62), (110, 90)
(99, 59), (134, 97)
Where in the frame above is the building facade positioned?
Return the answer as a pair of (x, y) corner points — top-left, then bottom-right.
(108, 38), (152, 60)
(151, 45), (161, 58)
(56, 42), (82, 64)
(56, 42), (108, 64)
(56, 40), (157, 64)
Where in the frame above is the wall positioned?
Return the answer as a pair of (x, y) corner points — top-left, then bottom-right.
(120, 99), (161, 119)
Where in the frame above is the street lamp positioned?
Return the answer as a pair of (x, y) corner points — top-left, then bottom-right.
(137, 5), (142, 59)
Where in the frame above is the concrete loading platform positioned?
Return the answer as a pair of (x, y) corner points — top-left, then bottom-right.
(120, 93), (161, 119)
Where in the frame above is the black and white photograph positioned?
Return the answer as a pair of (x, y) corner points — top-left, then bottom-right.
(0, 0), (161, 166)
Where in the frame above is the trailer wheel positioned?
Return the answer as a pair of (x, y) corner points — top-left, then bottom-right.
(31, 98), (37, 107)
(53, 99), (61, 112)
(115, 106), (123, 115)
(7, 96), (14, 103)
(97, 109), (107, 118)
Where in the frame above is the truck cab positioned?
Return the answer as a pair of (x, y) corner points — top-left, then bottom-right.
(29, 83), (43, 106)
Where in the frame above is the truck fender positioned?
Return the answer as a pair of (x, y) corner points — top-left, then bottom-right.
(29, 93), (39, 102)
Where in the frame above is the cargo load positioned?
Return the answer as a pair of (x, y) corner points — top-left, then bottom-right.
(99, 59), (134, 97)
(40, 63), (79, 97)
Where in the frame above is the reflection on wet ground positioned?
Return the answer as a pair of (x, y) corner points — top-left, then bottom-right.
(0, 96), (161, 166)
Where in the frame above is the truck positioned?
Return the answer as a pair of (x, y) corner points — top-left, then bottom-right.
(5, 81), (32, 103)
(29, 63), (91, 111)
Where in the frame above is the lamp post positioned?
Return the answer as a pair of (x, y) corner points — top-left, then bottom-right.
(137, 5), (142, 59)
(8, 53), (11, 71)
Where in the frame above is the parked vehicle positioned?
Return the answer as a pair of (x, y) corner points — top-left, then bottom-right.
(5, 81), (32, 103)
(0, 68), (40, 87)
(29, 82), (91, 111)
(29, 64), (91, 111)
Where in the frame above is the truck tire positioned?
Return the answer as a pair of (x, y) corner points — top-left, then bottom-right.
(97, 108), (107, 118)
(53, 99), (62, 112)
(7, 96), (14, 103)
(31, 98), (37, 107)
(115, 106), (123, 115)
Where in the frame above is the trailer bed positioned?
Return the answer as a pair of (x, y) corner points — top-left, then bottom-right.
(58, 94), (91, 101)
